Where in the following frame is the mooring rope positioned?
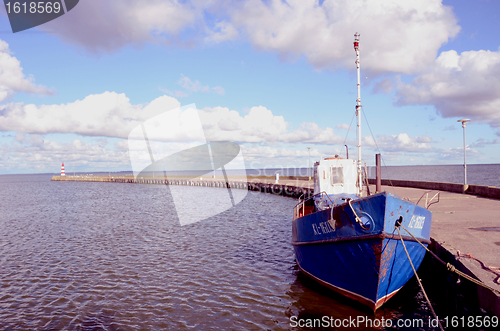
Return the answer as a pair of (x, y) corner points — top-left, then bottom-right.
(347, 199), (362, 224)
(456, 251), (500, 285)
(397, 221), (500, 295)
(395, 224), (444, 331)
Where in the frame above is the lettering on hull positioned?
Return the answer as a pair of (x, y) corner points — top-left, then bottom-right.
(408, 215), (425, 229)
(312, 220), (336, 235)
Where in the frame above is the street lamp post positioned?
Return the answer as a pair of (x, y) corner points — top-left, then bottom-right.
(307, 147), (311, 181)
(457, 118), (471, 192)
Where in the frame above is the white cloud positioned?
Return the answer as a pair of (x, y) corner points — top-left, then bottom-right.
(0, 92), (344, 145)
(363, 133), (434, 153)
(178, 75), (210, 93)
(434, 146), (479, 162)
(159, 87), (190, 98)
(41, 0), (201, 53)
(37, 1), (459, 76)
(243, 145), (320, 158)
(199, 106), (344, 144)
(205, 21), (239, 43)
(0, 40), (54, 102)
(163, 75), (225, 96)
(211, 86), (225, 95)
(0, 135), (130, 173)
(395, 49), (500, 134)
(0, 93), (181, 138)
(199, 105), (286, 142)
(469, 138), (499, 149)
(240, 144), (321, 169)
(373, 78), (395, 94)
(359, 133), (478, 165)
(336, 123), (351, 131)
(229, 0), (459, 74)
(443, 125), (456, 131)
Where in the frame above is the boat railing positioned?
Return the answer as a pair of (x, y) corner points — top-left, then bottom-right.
(416, 191), (440, 209)
(293, 191), (333, 220)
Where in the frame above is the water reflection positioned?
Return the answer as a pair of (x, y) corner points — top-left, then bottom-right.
(285, 266), (409, 330)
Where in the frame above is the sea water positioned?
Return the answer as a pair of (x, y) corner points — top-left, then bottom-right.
(0, 174), (490, 330)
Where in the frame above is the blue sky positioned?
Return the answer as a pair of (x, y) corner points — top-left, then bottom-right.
(0, 0), (499, 174)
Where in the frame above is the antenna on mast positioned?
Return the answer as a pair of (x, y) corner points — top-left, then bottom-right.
(354, 32), (362, 196)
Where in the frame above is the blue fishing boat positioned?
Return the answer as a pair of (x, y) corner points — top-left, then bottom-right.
(292, 33), (433, 311)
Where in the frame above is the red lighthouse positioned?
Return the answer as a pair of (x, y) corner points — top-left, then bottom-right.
(61, 163), (66, 176)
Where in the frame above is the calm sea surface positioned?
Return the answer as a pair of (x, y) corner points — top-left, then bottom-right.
(0, 174), (486, 330)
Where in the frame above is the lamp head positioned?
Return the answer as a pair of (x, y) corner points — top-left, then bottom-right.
(457, 118), (471, 128)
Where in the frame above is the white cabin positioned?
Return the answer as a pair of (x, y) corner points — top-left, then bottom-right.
(313, 157), (358, 196)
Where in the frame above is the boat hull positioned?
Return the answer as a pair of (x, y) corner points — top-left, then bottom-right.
(292, 192), (431, 311)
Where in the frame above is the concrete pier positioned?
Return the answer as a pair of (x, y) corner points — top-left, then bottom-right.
(51, 174), (500, 316)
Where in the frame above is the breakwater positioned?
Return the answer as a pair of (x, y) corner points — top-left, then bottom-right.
(51, 175), (314, 199)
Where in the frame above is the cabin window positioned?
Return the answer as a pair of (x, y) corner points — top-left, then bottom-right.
(330, 167), (344, 185)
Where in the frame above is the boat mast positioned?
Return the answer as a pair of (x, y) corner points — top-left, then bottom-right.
(354, 32), (362, 196)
